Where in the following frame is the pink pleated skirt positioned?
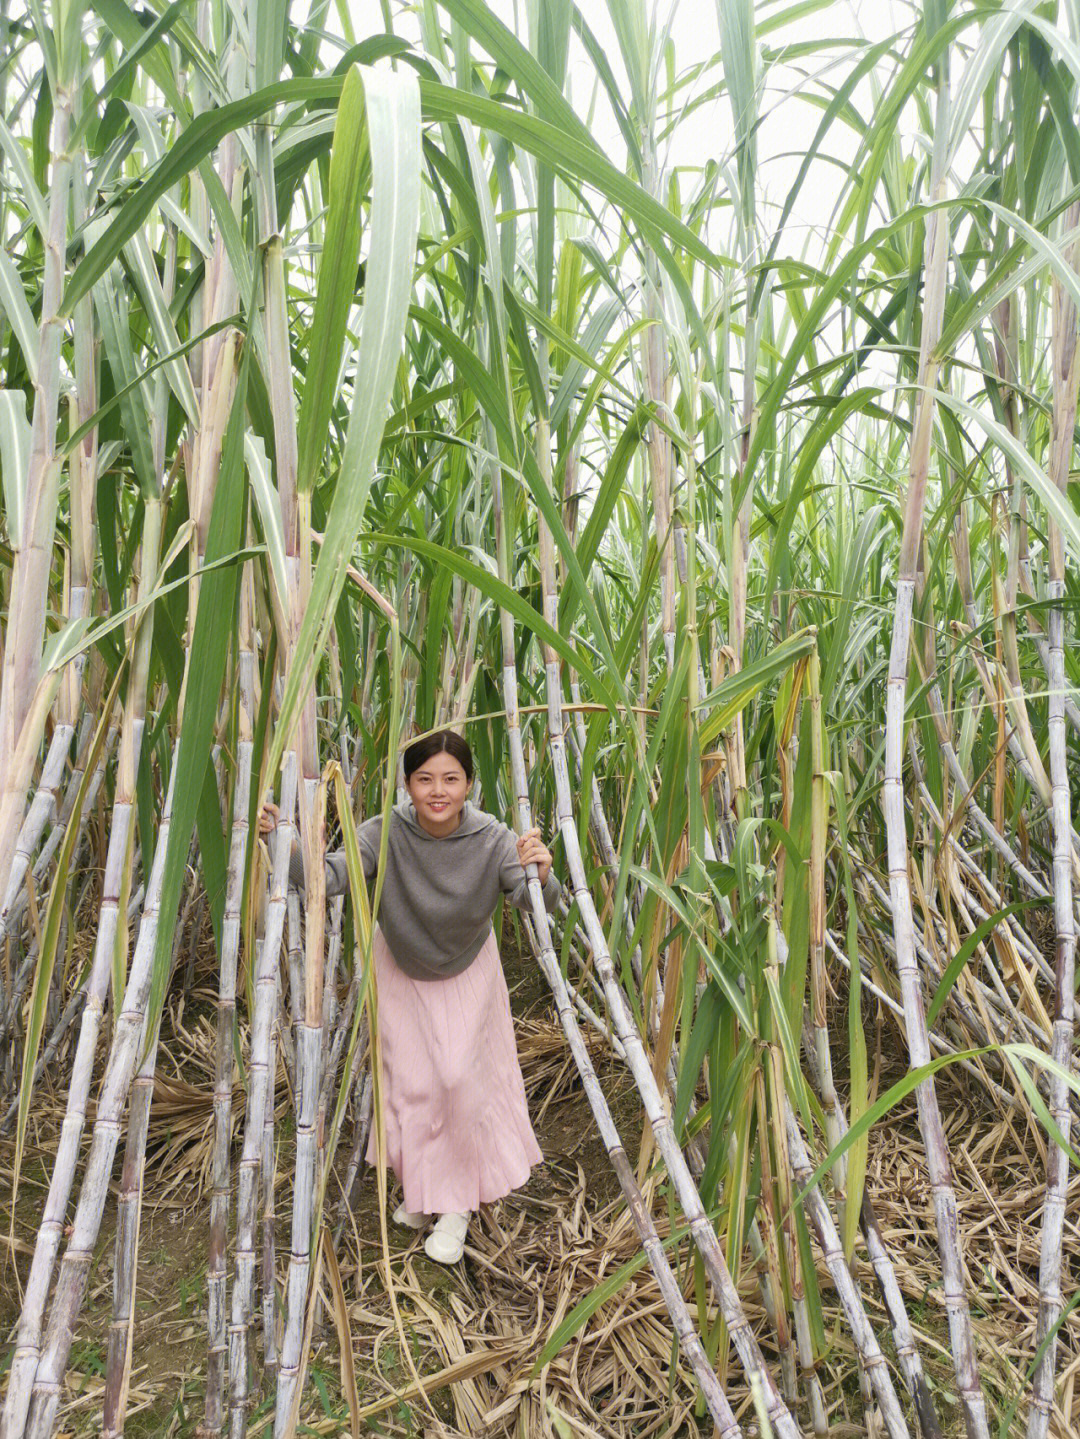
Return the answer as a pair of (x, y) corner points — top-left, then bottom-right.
(364, 923), (543, 1214)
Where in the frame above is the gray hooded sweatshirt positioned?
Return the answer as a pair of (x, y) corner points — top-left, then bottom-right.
(289, 800), (561, 981)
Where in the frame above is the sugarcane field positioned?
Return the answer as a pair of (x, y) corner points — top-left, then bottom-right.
(6, 0), (1080, 1434)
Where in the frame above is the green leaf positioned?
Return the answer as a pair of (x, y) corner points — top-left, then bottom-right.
(144, 340), (251, 1044)
(927, 900), (1047, 1029)
(296, 64), (370, 497)
(0, 249), (40, 385)
(0, 390), (31, 551)
(697, 629), (819, 746)
(265, 66), (421, 786)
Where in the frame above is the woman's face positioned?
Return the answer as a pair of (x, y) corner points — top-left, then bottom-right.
(406, 751), (471, 835)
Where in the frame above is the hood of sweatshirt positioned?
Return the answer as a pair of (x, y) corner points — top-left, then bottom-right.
(393, 798), (493, 840)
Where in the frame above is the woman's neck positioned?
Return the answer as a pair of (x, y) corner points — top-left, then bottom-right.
(413, 803), (465, 839)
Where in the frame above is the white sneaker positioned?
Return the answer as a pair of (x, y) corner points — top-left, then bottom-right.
(392, 1201), (431, 1230)
(423, 1210), (471, 1264)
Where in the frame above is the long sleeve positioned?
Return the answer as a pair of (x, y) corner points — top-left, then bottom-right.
(288, 815), (382, 896)
(496, 825), (561, 912)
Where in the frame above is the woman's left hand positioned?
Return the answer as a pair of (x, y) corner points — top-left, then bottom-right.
(517, 828), (552, 886)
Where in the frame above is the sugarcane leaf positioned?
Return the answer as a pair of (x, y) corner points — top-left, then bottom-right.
(406, 304), (635, 725)
(714, 0), (758, 230)
(558, 408), (645, 632)
(531, 1210), (710, 1374)
(63, 64), (723, 326)
(366, 531), (623, 714)
(675, 981), (722, 1134)
(254, 0), (289, 90)
(89, 0), (215, 107)
(545, 1402), (577, 1439)
(197, 759), (227, 953)
(601, 0), (649, 126)
(0, 390), (31, 551)
(416, 81), (726, 276)
(266, 66), (420, 787)
(144, 341), (251, 1045)
(1003, 1050), (1080, 1167)
(793, 1046), (999, 1211)
(121, 231), (200, 425)
(0, 110), (47, 238)
(61, 315), (239, 461)
(95, 0), (189, 108)
(935, 389), (1080, 562)
(567, 5), (641, 174)
(697, 629), (819, 746)
(296, 63), (369, 497)
(927, 900), (1047, 1029)
(549, 293), (623, 430)
(91, 260), (157, 497)
(321, 1228), (361, 1438)
(0, 248), (40, 385)
(936, 198), (1080, 357)
(41, 542), (260, 674)
(762, 391), (881, 620)
(244, 433), (288, 605)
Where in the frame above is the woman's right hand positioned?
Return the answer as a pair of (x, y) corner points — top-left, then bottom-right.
(258, 801), (279, 836)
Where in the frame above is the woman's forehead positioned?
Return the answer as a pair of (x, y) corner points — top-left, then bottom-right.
(414, 754), (466, 775)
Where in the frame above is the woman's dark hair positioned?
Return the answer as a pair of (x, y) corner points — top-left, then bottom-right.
(403, 729), (474, 783)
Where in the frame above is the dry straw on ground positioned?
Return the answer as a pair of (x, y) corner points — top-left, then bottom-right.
(4, 933), (1077, 1438)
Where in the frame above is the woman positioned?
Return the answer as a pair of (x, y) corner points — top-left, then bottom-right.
(261, 730), (559, 1263)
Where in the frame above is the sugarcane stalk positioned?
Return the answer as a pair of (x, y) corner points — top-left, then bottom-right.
(274, 772), (327, 1433)
(0, 886), (147, 1134)
(641, 147), (676, 672)
(23, 712), (102, 902)
(795, 930), (943, 1437)
(102, 880), (196, 1437)
(334, 1043), (373, 1242)
(0, 54), (77, 907)
(0, 496), (164, 1439)
(495, 499), (741, 1436)
(1027, 204), (1080, 1439)
(262, 1017), (280, 1380)
(882, 46), (990, 1427)
(228, 753), (297, 1439)
(519, 375), (802, 1429)
(286, 891), (303, 1027)
(0, 731), (75, 941)
(783, 1100), (910, 1437)
(18, 755), (179, 1439)
(202, 737), (254, 1436)
(763, 918), (827, 1433)
(62, 151), (99, 736)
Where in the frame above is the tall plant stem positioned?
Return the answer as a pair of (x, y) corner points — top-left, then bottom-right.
(521, 377), (801, 1432)
(1, 499), (163, 1439)
(1027, 204), (1080, 1439)
(204, 556), (258, 1434)
(19, 760), (179, 1439)
(882, 50), (988, 1427)
(102, 879), (196, 1437)
(228, 755), (297, 1439)
(491, 454), (742, 1433)
(0, 62), (76, 905)
(797, 944), (943, 1437)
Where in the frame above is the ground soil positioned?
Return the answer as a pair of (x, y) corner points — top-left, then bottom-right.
(2, 910), (1078, 1438)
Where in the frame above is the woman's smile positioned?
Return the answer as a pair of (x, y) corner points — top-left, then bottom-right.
(406, 750), (472, 836)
